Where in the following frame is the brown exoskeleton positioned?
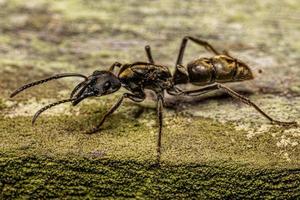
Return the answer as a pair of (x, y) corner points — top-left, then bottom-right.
(10, 36), (297, 164)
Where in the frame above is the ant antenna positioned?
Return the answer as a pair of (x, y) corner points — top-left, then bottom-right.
(10, 73), (88, 98)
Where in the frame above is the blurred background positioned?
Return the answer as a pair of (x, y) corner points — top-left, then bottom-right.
(0, 0), (299, 97)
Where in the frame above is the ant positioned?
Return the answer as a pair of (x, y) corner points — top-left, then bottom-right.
(10, 36), (297, 164)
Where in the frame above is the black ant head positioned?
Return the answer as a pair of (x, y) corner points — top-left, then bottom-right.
(72, 71), (121, 106)
(10, 70), (121, 124)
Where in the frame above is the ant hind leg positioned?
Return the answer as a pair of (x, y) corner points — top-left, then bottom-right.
(171, 83), (297, 126)
(216, 84), (297, 126)
(175, 36), (221, 67)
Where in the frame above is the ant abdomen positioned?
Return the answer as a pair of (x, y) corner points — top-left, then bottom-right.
(187, 55), (254, 85)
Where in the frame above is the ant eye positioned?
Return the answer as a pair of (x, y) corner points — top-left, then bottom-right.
(103, 81), (111, 90)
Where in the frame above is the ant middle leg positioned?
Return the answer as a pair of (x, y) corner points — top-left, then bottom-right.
(156, 93), (164, 164)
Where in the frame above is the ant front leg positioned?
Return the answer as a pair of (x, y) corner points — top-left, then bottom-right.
(87, 92), (145, 134)
(145, 45), (155, 64)
(109, 62), (122, 72)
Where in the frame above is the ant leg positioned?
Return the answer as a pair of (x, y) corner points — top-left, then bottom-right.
(216, 84), (297, 126)
(88, 92), (145, 134)
(173, 36), (220, 84)
(109, 62), (122, 72)
(156, 94), (164, 164)
(222, 50), (231, 57)
(168, 83), (219, 96)
(87, 95), (124, 134)
(145, 45), (155, 64)
(176, 36), (221, 66)
(176, 83), (297, 126)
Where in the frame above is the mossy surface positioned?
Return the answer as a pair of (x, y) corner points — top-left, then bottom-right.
(0, 0), (300, 198)
(1, 153), (300, 199)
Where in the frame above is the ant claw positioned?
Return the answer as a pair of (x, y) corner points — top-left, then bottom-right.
(271, 120), (298, 127)
(85, 127), (101, 134)
(149, 161), (161, 168)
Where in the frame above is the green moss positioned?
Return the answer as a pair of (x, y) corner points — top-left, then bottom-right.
(1, 153), (300, 199)
(0, 99), (299, 167)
